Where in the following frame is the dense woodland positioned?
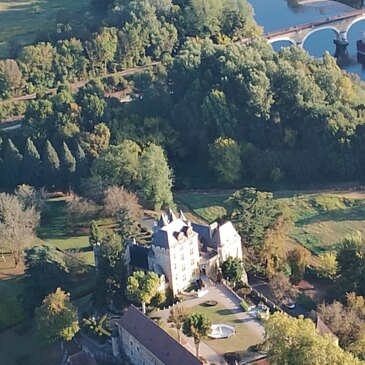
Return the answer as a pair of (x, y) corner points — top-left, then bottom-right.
(4, 1), (365, 363)
(1, 0), (365, 191)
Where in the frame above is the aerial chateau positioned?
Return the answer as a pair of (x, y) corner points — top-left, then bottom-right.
(125, 209), (243, 295)
(114, 305), (203, 365)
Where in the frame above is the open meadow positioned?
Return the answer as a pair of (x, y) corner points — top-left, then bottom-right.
(0, 0), (91, 58)
(175, 189), (365, 257)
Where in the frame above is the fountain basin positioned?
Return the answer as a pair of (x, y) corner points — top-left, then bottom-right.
(208, 324), (236, 339)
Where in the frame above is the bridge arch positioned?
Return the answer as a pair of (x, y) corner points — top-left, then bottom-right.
(268, 37), (296, 46)
(346, 15), (365, 34)
(301, 26), (340, 47)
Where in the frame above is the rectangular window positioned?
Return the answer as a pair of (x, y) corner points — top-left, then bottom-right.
(182, 265), (185, 271)
(181, 254), (184, 261)
(190, 248), (194, 255)
(191, 259), (194, 265)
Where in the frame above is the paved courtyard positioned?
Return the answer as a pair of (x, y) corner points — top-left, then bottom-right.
(153, 284), (265, 364)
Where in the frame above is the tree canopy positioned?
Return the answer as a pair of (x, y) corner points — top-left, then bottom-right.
(265, 312), (365, 365)
(125, 270), (160, 313)
(35, 288), (79, 343)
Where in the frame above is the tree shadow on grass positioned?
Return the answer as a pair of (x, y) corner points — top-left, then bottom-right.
(216, 309), (234, 316)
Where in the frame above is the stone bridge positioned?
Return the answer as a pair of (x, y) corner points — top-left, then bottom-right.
(265, 9), (365, 54)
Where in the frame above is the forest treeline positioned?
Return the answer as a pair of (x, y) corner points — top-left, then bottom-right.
(0, 0), (258, 101)
(2, 0), (365, 193)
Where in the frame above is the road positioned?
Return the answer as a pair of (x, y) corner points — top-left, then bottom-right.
(0, 85), (139, 130)
(5, 62), (160, 103)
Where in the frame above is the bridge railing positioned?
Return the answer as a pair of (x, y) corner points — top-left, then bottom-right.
(265, 9), (365, 39)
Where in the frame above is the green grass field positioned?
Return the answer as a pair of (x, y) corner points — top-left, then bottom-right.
(174, 191), (230, 222)
(192, 303), (260, 358)
(0, 0), (91, 58)
(281, 193), (365, 254)
(38, 197), (94, 265)
(175, 190), (365, 256)
(0, 277), (26, 329)
(0, 322), (62, 365)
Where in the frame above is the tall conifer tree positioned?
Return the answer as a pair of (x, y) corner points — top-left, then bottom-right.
(22, 138), (41, 187)
(3, 138), (23, 187)
(75, 142), (88, 181)
(42, 140), (60, 188)
(60, 141), (76, 189)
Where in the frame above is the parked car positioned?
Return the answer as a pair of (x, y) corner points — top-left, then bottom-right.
(283, 301), (296, 310)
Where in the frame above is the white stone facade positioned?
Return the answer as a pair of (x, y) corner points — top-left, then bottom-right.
(118, 326), (165, 365)
(149, 215), (200, 295)
(126, 210), (243, 296)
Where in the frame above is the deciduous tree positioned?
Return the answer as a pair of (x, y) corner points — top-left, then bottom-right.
(265, 312), (364, 365)
(0, 193), (39, 266)
(208, 137), (241, 184)
(287, 246), (309, 284)
(316, 251), (338, 280)
(270, 273), (297, 305)
(125, 271), (160, 313)
(24, 245), (71, 314)
(139, 143), (174, 210)
(221, 257), (244, 284)
(226, 188), (290, 275)
(35, 288), (79, 343)
(103, 186), (142, 218)
(90, 139), (141, 189)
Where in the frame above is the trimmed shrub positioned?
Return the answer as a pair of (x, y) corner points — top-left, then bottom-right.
(240, 299), (250, 312)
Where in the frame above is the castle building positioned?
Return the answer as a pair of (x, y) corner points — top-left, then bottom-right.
(124, 209), (243, 295)
(115, 305), (203, 365)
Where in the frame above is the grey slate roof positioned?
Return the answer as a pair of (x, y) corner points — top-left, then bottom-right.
(117, 305), (203, 365)
(153, 218), (193, 249)
(192, 223), (213, 245)
(129, 244), (149, 270)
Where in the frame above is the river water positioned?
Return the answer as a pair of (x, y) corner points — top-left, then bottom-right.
(248, 0), (365, 78)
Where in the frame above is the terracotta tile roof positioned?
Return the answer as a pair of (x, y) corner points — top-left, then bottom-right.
(295, 280), (314, 290)
(117, 305), (203, 365)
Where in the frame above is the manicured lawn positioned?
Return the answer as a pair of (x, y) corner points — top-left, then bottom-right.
(0, 322), (62, 365)
(192, 303), (261, 359)
(0, 276), (26, 329)
(38, 197), (95, 265)
(174, 191), (230, 222)
(0, 0), (91, 58)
